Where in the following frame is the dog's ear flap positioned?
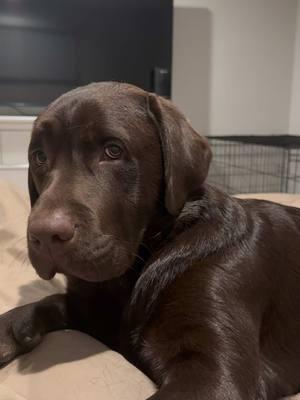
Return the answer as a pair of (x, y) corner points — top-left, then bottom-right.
(28, 168), (39, 207)
(147, 94), (212, 216)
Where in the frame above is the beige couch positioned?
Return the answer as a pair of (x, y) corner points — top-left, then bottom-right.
(0, 180), (300, 400)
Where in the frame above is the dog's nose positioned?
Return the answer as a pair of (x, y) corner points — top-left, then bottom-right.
(29, 210), (75, 248)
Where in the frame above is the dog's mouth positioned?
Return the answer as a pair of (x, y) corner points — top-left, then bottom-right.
(28, 237), (134, 282)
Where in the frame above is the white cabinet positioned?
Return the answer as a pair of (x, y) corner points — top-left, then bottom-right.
(0, 116), (35, 190)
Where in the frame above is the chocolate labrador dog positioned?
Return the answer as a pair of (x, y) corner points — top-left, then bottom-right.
(0, 82), (300, 399)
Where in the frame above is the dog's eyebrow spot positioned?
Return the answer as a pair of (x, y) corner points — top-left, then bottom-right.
(28, 136), (43, 152)
(33, 118), (62, 140)
(29, 126), (50, 151)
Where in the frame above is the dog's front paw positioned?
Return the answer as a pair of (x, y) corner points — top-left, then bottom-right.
(0, 306), (43, 367)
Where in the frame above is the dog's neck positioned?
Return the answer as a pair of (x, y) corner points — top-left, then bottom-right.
(139, 186), (208, 257)
(141, 184), (248, 259)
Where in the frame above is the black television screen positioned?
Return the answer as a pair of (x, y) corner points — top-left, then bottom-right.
(0, 0), (173, 115)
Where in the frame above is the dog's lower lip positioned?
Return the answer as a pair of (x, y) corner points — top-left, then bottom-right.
(37, 269), (56, 280)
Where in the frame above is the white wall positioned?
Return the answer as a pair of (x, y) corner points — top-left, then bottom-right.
(173, 0), (298, 136)
(290, 1), (300, 134)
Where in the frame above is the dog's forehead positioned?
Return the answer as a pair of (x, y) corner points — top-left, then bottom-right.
(32, 92), (149, 145)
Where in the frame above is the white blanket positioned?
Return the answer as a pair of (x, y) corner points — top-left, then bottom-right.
(0, 180), (155, 400)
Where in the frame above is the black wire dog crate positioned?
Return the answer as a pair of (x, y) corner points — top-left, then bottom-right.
(207, 135), (300, 194)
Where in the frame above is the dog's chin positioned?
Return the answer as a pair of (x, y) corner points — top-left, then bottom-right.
(35, 267), (57, 281)
(63, 263), (130, 282)
(29, 248), (133, 283)
(28, 250), (57, 281)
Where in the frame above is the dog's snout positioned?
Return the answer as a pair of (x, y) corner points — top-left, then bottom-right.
(29, 210), (75, 248)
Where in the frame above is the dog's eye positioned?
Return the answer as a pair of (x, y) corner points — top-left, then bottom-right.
(33, 150), (47, 166)
(104, 144), (122, 159)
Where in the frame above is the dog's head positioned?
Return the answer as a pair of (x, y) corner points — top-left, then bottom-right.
(27, 82), (211, 282)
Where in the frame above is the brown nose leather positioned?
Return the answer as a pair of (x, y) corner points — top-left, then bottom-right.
(28, 210), (75, 248)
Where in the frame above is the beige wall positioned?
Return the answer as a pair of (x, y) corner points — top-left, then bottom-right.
(173, 0), (298, 136)
(290, 1), (300, 134)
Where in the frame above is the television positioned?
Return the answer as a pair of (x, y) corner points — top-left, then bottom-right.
(0, 0), (173, 115)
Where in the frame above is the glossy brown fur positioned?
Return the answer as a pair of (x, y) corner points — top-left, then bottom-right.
(0, 82), (300, 400)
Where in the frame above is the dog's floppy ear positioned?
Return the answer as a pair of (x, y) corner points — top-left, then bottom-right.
(28, 168), (39, 207)
(147, 94), (212, 216)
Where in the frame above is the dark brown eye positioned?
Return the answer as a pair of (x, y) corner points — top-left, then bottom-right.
(104, 144), (122, 159)
(33, 150), (47, 166)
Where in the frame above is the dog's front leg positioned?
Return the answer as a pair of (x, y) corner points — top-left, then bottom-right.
(0, 293), (69, 366)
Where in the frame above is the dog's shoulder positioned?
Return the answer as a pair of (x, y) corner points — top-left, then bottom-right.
(129, 186), (300, 333)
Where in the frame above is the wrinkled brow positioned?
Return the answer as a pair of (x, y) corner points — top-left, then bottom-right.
(33, 117), (61, 135)
(31, 110), (132, 150)
(77, 122), (131, 145)
(28, 117), (61, 151)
